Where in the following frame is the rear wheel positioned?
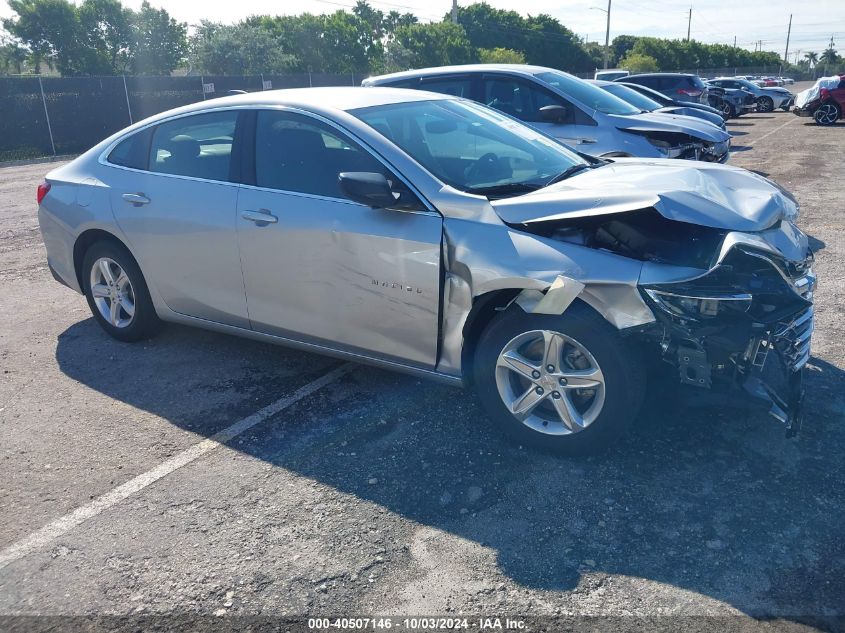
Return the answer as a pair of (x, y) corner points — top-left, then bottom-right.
(814, 102), (840, 126)
(757, 96), (774, 113)
(472, 303), (645, 455)
(721, 102), (736, 119)
(82, 241), (161, 342)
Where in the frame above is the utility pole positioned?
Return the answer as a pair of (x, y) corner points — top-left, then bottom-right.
(603, 0), (612, 69)
(451, 0), (458, 24)
(783, 13), (792, 65)
(733, 35), (736, 48)
(686, 7), (692, 42)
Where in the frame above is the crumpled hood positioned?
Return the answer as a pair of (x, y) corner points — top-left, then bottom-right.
(608, 111), (730, 143)
(491, 158), (798, 232)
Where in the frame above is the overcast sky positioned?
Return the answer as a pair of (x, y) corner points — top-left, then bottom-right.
(2, 0), (842, 56)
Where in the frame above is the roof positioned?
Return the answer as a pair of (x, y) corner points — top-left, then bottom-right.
(130, 86), (453, 128)
(364, 64), (559, 85)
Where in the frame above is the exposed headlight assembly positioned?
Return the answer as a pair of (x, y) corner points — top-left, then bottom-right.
(644, 288), (752, 320)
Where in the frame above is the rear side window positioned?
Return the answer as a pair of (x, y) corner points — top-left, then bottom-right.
(632, 76), (657, 88)
(107, 129), (151, 170)
(420, 76), (473, 98)
(149, 111), (239, 182)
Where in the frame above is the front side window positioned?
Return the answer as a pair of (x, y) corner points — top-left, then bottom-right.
(254, 110), (410, 203)
(482, 77), (564, 122)
(351, 99), (589, 196)
(149, 111), (238, 181)
(534, 70), (640, 115)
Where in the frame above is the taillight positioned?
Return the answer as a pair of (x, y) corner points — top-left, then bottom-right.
(37, 181), (50, 205)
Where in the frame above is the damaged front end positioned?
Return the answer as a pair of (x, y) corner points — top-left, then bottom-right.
(625, 129), (730, 163)
(510, 205), (815, 436)
(639, 242), (815, 436)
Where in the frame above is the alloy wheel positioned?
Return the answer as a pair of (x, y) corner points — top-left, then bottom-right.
(494, 329), (606, 436)
(814, 103), (839, 125)
(757, 96), (774, 112)
(721, 102), (732, 118)
(89, 257), (135, 328)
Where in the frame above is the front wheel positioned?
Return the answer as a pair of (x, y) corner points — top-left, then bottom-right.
(757, 96), (774, 113)
(472, 303), (645, 455)
(814, 102), (840, 125)
(82, 240), (161, 342)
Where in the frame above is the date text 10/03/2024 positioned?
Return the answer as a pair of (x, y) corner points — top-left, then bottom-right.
(308, 617), (527, 630)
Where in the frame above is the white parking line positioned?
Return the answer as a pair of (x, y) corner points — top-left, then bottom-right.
(754, 116), (796, 143)
(0, 363), (352, 571)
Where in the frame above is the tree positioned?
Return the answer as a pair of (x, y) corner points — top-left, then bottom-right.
(477, 47), (525, 64)
(131, 1), (186, 75)
(78, 0), (133, 73)
(189, 21), (297, 75)
(619, 51), (658, 73)
(393, 21), (476, 69)
(0, 33), (29, 74)
(819, 44), (840, 73)
(3, 0), (84, 74)
(455, 3), (591, 72)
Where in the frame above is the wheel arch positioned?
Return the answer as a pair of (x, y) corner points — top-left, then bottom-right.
(73, 228), (134, 291)
(458, 286), (643, 386)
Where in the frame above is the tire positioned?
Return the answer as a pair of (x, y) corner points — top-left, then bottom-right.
(82, 240), (161, 342)
(723, 103), (736, 119)
(814, 102), (840, 126)
(472, 302), (645, 455)
(757, 96), (774, 113)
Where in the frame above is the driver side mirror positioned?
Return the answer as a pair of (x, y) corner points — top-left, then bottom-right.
(339, 172), (398, 208)
(539, 104), (569, 124)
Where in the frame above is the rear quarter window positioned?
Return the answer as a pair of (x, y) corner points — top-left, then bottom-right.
(107, 129), (152, 170)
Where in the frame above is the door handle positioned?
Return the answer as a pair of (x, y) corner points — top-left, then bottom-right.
(122, 192), (150, 206)
(241, 209), (278, 224)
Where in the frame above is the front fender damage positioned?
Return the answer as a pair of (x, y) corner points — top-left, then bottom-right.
(436, 216), (654, 376)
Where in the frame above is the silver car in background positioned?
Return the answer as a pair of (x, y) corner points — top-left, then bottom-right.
(38, 87), (814, 453)
(709, 78), (794, 112)
(363, 64), (731, 163)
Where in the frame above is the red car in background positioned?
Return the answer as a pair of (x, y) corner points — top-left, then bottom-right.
(794, 74), (845, 125)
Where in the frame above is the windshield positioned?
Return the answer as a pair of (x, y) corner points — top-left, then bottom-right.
(601, 83), (661, 112)
(350, 99), (589, 196)
(535, 70), (641, 115)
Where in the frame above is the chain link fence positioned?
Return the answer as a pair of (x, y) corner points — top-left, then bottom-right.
(0, 73), (368, 162)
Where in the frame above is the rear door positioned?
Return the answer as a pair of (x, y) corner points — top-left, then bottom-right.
(106, 110), (249, 328)
(235, 109), (443, 367)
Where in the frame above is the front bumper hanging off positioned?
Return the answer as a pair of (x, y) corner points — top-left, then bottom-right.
(638, 248), (815, 437)
(741, 304), (813, 436)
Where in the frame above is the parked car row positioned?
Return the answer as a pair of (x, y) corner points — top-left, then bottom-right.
(37, 62), (816, 453)
(364, 65), (731, 163)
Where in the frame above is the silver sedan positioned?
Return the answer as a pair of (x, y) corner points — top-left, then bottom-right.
(38, 87), (815, 453)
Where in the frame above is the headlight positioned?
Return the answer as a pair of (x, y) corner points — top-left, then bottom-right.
(644, 289), (752, 319)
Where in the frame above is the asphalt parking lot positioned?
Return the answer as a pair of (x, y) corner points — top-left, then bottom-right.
(1, 91), (844, 631)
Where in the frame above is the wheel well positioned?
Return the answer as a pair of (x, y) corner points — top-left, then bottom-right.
(72, 229), (127, 290)
(459, 289), (521, 384)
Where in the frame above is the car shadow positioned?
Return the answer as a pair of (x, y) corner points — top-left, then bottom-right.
(55, 319), (845, 623)
(729, 145), (753, 152)
(729, 130), (749, 136)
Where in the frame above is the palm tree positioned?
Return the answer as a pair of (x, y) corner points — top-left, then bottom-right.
(820, 46), (838, 72)
(804, 51), (819, 78)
